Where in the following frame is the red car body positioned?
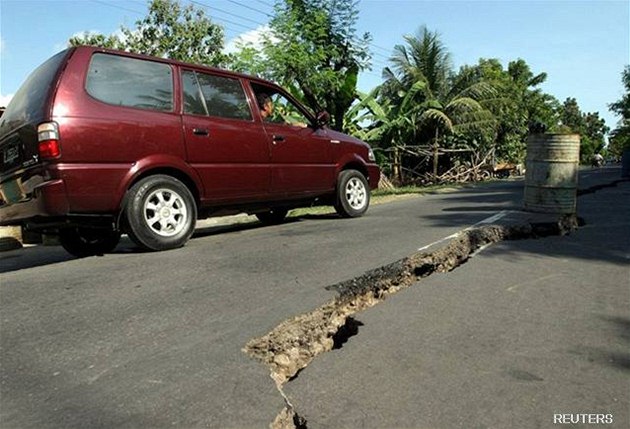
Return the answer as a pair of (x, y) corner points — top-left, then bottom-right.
(0, 47), (379, 255)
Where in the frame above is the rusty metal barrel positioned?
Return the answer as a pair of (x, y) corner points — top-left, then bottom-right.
(523, 133), (580, 214)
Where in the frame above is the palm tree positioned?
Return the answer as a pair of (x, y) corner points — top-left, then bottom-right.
(381, 27), (497, 178)
(418, 74), (497, 176)
(384, 26), (451, 100)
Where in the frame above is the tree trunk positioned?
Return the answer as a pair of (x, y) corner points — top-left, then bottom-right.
(332, 109), (344, 132)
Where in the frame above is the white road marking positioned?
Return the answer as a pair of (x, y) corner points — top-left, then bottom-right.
(417, 210), (512, 252)
(417, 232), (462, 252)
(472, 210), (512, 226)
(469, 242), (495, 258)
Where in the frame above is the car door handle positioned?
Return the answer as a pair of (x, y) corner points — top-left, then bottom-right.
(272, 135), (285, 143)
(193, 128), (209, 136)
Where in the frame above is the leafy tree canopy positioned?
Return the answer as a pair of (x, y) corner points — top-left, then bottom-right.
(453, 58), (560, 162)
(608, 66), (630, 155)
(379, 27), (496, 151)
(69, 0), (228, 67)
(232, 0), (372, 131)
(560, 97), (609, 162)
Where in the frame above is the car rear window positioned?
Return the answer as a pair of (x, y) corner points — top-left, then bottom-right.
(0, 49), (69, 134)
(86, 53), (173, 112)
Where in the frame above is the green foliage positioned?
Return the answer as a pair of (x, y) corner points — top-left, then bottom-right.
(69, 32), (120, 49)
(386, 27), (452, 99)
(608, 125), (630, 156)
(609, 66), (630, 120)
(501, 60), (558, 161)
(450, 58), (560, 163)
(343, 89), (382, 140)
(344, 82), (426, 151)
(379, 27), (497, 153)
(69, 0), (228, 67)
(608, 66), (630, 155)
(559, 97), (582, 132)
(229, 38), (274, 80)
(559, 98), (609, 163)
(231, 0), (371, 131)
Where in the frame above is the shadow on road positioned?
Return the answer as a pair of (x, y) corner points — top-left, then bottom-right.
(0, 221), (270, 274)
(0, 246), (75, 274)
(567, 316), (630, 374)
(1, 216), (329, 273)
(600, 316), (630, 372)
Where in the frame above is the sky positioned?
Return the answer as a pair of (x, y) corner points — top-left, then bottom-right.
(0, 0), (628, 129)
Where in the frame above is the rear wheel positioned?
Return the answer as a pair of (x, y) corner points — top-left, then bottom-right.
(124, 175), (197, 251)
(256, 208), (289, 225)
(59, 227), (121, 257)
(334, 169), (370, 218)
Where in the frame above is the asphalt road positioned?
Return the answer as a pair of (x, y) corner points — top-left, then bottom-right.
(0, 168), (624, 428)
(286, 171), (630, 428)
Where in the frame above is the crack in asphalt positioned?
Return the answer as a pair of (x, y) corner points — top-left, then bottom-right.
(243, 174), (629, 429)
(244, 212), (581, 428)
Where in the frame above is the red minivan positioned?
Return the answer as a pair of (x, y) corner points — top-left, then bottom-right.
(0, 47), (379, 256)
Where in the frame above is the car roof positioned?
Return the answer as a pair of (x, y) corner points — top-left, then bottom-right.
(73, 45), (282, 89)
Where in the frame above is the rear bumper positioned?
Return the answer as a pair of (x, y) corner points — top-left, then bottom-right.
(0, 177), (70, 226)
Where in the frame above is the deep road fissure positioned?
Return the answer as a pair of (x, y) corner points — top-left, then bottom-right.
(244, 179), (626, 429)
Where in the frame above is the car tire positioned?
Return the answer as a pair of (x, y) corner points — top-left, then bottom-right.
(59, 227), (121, 257)
(256, 208), (289, 225)
(124, 175), (197, 251)
(334, 169), (370, 218)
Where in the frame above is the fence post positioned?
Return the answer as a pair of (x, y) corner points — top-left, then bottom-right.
(392, 147), (401, 183)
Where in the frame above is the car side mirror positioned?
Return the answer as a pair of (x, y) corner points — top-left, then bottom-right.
(316, 111), (330, 128)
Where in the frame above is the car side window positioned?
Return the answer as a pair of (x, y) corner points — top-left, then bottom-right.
(269, 93), (310, 128)
(251, 83), (311, 128)
(182, 70), (252, 120)
(86, 53), (173, 111)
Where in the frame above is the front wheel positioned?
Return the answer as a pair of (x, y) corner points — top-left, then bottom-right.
(334, 169), (370, 218)
(124, 175), (197, 251)
(59, 227), (121, 257)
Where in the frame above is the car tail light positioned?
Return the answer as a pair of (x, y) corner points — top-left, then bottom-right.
(38, 122), (61, 158)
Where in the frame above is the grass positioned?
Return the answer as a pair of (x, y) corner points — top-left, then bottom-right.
(287, 182), (466, 218)
(372, 183), (463, 196)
